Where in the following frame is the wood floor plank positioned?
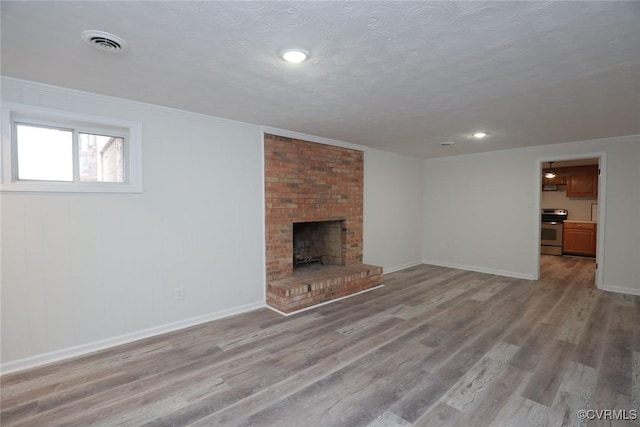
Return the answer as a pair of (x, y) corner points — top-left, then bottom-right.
(520, 339), (576, 406)
(393, 277), (484, 320)
(502, 286), (565, 347)
(455, 364), (528, 426)
(440, 356), (507, 412)
(635, 297), (640, 353)
(375, 270), (476, 311)
(612, 393), (637, 427)
(438, 340), (520, 414)
(594, 304), (635, 396)
(539, 280), (582, 327)
(412, 402), (462, 427)
(485, 341), (520, 363)
(633, 352), (640, 417)
(490, 396), (548, 427)
(366, 410), (412, 427)
(1, 256), (636, 427)
(468, 278), (512, 302)
(93, 376), (228, 427)
(554, 288), (598, 344)
(545, 362), (597, 427)
(389, 370), (455, 423)
(573, 293), (613, 368)
(509, 324), (561, 372)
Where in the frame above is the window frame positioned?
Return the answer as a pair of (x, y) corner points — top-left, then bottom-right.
(1, 103), (142, 193)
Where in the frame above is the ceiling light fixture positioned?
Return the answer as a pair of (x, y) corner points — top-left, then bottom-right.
(472, 131), (488, 139)
(544, 161), (556, 179)
(280, 49), (309, 63)
(81, 30), (128, 53)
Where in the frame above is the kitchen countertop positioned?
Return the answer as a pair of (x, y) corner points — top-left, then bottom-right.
(564, 220), (597, 224)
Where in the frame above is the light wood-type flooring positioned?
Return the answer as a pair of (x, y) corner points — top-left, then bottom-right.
(2, 256), (639, 426)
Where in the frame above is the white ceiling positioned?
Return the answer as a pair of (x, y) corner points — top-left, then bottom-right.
(2, 1), (639, 158)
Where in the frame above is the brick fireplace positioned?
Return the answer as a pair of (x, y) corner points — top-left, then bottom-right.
(264, 134), (382, 314)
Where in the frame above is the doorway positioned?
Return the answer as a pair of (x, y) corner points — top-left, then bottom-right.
(535, 154), (606, 288)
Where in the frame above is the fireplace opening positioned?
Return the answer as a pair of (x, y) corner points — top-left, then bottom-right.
(293, 220), (345, 270)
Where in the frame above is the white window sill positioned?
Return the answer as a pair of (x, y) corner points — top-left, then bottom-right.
(0, 181), (143, 193)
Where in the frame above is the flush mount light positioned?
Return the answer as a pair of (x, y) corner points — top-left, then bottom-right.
(472, 131), (488, 139)
(280, 49), (309, 63)
(81, 30), (128, 54)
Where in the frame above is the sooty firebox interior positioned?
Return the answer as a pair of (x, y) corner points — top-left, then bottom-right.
(293, 220), (345, 270)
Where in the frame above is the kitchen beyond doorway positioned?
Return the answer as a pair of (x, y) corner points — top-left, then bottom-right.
(538, 155), (603, 288)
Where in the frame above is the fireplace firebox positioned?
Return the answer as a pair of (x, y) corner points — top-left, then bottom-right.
(293, 220), (345, 270)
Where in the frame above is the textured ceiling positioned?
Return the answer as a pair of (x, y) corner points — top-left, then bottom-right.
(1, 1), (639, 158)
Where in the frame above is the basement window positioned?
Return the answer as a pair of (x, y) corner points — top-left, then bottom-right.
(1, 103), (142, 193)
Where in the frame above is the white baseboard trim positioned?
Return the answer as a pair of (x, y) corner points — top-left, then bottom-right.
(383, 261), (423, 275)
(266, 284), (385, 317)
(602, 284), (640, 297)
(1, 301), (265, 375)
(422, 259), (536, 281)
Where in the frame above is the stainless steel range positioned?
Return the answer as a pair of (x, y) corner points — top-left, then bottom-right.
(541, 209), (568, 256)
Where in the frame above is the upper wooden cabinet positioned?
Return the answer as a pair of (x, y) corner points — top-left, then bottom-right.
(565, 165), (598, 197)
(542, 165), (598, 197)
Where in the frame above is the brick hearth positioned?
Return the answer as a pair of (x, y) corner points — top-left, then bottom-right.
(264, 134), (382, 313)
(268, 264), (383, 314)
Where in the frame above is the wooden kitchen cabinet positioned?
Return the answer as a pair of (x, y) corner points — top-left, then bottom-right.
(542, 174), (565, 185)
(565, 165), (598, 197)
(563, 222), (596, 257)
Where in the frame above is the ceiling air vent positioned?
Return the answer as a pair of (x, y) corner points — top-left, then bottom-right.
(81, 30), (128, 53)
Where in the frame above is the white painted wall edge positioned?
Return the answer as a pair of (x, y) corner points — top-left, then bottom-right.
(603, 285), (640, 297)
(0, 301), (265, 375)
(422, 259), (536, 281)
(383, 261), (423, 274)
(260, 134), (268, 305)
(261, 126), (369, 152)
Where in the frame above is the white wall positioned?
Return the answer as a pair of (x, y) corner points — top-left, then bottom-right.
(423, 135), (640, 294)
(364, 148), (424, 272)
(1, 78), (266, 372)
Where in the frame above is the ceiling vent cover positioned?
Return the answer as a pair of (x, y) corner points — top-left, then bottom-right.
(81, 30), (128, 53)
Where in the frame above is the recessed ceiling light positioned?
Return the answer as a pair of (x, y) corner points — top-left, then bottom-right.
(81, 30), (128, 54)
(472, 131), (488, 139)
(280, 49), (309, 63)
(440, 141), (455, 146)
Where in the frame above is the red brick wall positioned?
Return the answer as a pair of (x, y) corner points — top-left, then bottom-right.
(264, 134), (364, 282)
